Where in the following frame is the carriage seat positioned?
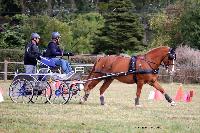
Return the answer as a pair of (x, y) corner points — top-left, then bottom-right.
(39, 56), (61, 74)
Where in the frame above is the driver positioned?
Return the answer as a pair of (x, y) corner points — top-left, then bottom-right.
(24, 33), (42, 74)
(44, 32), (74, 77)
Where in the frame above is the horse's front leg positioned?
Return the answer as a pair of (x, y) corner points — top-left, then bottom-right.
(135, 81), (144, 107)
(151, 81), (176, 106)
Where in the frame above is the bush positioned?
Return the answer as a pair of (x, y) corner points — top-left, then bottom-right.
(174, 45), (200, 83)
(0, 49), (23, 61)
(0, 49), (24, 80)
(69, 55), (97, 64)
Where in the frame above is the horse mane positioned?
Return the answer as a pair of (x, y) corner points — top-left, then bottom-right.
(146, 46), (170, 55)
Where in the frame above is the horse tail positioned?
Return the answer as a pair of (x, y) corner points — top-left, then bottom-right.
(83, 57), (103, 94)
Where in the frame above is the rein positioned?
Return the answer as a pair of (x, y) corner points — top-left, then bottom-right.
(143, 54), (166, 69)
(89, 69), (159, 82)
(143, 52), (175, 70)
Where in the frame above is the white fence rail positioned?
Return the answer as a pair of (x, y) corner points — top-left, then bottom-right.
(0, 60), (93, 81)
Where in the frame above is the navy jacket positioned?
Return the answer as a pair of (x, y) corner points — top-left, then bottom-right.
(24, 42), (41, 65)
(45, 41), (62, 58)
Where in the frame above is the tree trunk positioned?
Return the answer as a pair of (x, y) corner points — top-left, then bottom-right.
(20, 0), (25, 14)
(70, 0), (76, 10)
(47, 0), (53, 16)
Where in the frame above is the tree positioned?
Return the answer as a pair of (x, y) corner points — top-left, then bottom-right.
(70, 12), (104, 54)
(178, 0), (200, 49)
(0, 0), (22, 16)
(92, 0), (144, 54)
(0, 14), (29, 49)
(24, 0), (48, 15)
(149, 0), (200, 49)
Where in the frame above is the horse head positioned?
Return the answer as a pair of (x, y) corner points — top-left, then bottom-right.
(162, 47), (176, 72)
(145, 46), (176, 72)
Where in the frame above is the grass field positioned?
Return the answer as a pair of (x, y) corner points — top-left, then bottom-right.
(0, 80), (200, 133)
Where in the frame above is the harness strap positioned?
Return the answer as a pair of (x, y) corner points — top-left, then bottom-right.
(132, 69), (159, 74)
(92, 69), (159, 81)
(128, 56), (137, 83)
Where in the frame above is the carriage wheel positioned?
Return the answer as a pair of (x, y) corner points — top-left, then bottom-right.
(31, 81), (52, 104)
(48, 80), (70, 104)
(63, 81), (84, 104)
(9, 78), (34, 103)
(62, 82), (72, 104)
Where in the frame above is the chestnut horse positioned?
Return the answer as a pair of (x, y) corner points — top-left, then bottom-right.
(81, 46), (176, 106)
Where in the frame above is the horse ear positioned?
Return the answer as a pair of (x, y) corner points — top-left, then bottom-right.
(170, 47), (176, 53)
(169, 47), (176, 60)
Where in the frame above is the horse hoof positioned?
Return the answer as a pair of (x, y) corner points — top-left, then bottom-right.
(171, 101), (176, 106)
(79, 98), (84, 104)
(135, 104), (142, 107)
(101, 103), (105, 105)
(100, 103), (108, 106)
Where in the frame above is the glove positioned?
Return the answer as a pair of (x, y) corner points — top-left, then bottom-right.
(64, 52), (74, 56)
(37, 56), (41, 60)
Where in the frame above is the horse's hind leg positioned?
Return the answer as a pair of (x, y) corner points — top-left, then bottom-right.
(99, 78), (114, 105)
(151, 81), (176, 106)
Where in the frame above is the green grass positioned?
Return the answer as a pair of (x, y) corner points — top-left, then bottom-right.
(0, 80), (200, 133)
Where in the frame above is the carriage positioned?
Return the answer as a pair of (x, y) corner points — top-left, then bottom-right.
(9, 57), (85, 104)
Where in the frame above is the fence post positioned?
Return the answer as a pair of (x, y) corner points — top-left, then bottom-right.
(4, 60), (8, 81)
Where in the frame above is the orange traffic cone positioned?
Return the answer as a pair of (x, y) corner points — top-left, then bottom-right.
(154, 89), (163, 100)
(0, 88), (4, 103)
(175, 84), (183, 101)
(183, 91), (191, 102)
(183, 89), (194, 102)
(189, 90), (194, 97)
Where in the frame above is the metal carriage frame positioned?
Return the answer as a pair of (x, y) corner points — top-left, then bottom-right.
(9, 60), (85, 104)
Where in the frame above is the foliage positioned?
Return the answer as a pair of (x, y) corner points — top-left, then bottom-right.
(24, 0), (48, 15)
(176, 45), (200, 67)
(149, 12), (172, 47)
(42, 17), (73, 51)
(0, 49), (23, 62)
(178, 0), (200, 49)
(16, 15), (73, 51)
(131, 0), (178, 13)
(0, 23), (26, 49)
(70, 12), (104, 54)
(0, 13), (104, 53)
(149, 0), (200, 49)
(75, 0), (96, 13)
(174, 45), (200, 83)
(0, 49), (24, 77)
(92, 0), (144, 54)
(0, 0), (21, 16)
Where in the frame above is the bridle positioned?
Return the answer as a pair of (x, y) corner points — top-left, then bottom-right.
(143, 48), (176, 70)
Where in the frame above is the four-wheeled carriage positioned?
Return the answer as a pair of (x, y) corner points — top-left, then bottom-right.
(9, 57), (85, 104)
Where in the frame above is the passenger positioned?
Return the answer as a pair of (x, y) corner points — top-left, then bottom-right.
(44, 32), (74, 78)
(24, 33), (42, 74)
